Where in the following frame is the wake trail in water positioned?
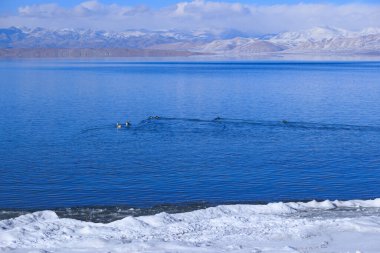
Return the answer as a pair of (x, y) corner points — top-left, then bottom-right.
(76, 117), (380, 136)
(138, 116), (380, 132)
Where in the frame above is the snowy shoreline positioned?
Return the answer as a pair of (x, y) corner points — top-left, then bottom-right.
(1, 199), (380, 253)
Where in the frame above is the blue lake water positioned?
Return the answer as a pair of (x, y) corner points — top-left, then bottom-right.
(1, 60), (380, 210)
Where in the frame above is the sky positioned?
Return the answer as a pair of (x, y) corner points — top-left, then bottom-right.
(1, 0), (380, 33)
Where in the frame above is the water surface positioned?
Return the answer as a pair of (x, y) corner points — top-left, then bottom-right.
(1, 60), (380, 212)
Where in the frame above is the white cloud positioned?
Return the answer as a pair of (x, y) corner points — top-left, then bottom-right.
(17, 1), (149, 19)
(172, 0), (250, 18)
(2, 0), (380, 33)
(18, 3), (66, 18)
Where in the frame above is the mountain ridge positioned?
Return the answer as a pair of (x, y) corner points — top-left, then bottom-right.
(1, 26), (380, 57)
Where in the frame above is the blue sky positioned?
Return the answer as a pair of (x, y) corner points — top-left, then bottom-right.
(1, 0), (379, 33)
(2, 0), (380, 12)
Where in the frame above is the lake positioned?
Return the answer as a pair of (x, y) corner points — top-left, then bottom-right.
(1, 60), (380, 215)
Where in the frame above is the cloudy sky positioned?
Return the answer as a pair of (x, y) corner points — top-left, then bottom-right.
(1, 0), (380, 34)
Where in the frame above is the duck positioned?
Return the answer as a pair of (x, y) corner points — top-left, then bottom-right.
(116, 122), (122, 129)
(214, 116), (222, 121)
(125, 121), (131, 127)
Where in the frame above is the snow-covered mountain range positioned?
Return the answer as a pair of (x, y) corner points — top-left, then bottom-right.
(1, 26), (380, 57)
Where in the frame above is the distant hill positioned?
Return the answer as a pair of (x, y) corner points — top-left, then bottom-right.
(1, 26), (379, 58)
(0, 48), (200, 58)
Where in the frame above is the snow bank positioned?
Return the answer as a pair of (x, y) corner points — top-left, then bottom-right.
(1, 199), (380, 253)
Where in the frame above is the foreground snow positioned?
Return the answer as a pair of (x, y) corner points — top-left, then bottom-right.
(1, 199), (380, 253)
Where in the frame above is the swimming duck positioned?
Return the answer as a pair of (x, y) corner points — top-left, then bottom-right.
(116, 122), (122, 129)
(214, 116), (221, 121)
(125, 121), (131, 127)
